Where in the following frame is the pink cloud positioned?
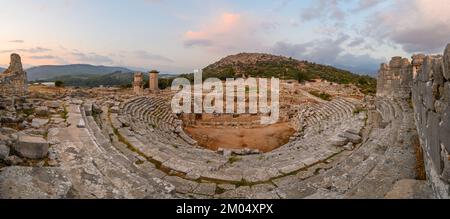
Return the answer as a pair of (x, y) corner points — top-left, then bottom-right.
(183, 12), (265, 54)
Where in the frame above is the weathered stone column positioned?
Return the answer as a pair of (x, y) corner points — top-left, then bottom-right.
(149, 70), (159, 93)
(133, 72), (144, 95)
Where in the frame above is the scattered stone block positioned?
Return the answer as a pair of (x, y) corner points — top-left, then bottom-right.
(35, 106), (50, 117)
(331, 136), (349, 147)
(84, 103), (93, 116)
(46, 101), (61, 109)
(31, 118), (49, 129)
(14, 135), (49, 159)
(338, 132), (362, 144)
(77, 119), (86, 128)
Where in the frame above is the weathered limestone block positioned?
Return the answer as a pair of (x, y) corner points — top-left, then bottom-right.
(46, 101), (61, 109)
(331, 136), (349, 147)
(35, 106), (50, 117)
(84, 102), (93, 116)
(77, 119), (86, 128)
(14, 135), (49, 159)
(338, 131), (362, 144)
(31, 118), (49, 129)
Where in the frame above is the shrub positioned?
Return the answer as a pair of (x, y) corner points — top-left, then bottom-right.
(55, 80), (64, 87)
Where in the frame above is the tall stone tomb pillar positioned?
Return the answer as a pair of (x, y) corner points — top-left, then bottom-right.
(0, 53), (28, 96)
(133, 72), (144, 95)
(149, 70), (159, 93)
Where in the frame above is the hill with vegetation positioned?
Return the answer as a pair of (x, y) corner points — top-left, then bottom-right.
(202, 53), (377, 94)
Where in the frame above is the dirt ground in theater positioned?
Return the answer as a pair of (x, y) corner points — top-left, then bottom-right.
(184, 122), (295, 152)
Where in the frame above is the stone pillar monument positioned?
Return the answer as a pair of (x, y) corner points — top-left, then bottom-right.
(0, 53), (28, 96)
(133, 72), (144, 95)
(149, 70), (159, 93)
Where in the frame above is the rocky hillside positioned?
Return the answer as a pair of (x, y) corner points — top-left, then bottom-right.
(203, 53), (377, 94)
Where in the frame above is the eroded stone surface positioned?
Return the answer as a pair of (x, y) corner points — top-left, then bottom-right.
(385, 180), (434, 199)
(0, 166), (72, 199)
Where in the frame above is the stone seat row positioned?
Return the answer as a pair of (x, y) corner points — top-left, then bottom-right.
(276, 98), (412, 198)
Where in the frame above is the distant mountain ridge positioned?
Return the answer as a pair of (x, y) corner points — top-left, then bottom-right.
(41, 71), (175, 88)
(26, 64), (134, 81)
(0, 67), (6, 73)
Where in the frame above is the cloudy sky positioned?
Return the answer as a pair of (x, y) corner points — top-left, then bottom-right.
(0, 0), (449, 74)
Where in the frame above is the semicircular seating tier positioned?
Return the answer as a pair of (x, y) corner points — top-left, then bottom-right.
(77, 95), (419, 198)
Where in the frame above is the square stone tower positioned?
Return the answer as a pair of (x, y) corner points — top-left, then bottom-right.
(149, 70), (159, 93)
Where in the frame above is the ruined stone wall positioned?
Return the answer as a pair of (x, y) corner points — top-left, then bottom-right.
(0, 54), (27, 97)
(411, 44), (450, 198)
(376, 44), (450, 198)
(376, 56), (412, 99)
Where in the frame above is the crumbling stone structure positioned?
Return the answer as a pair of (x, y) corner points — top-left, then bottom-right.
(377, 44), (450, 198)
(376, 56), (412, 99)
(0, 54), (28, 96)
(133, 72), (144, 95)
(411, 44), (450, 198)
